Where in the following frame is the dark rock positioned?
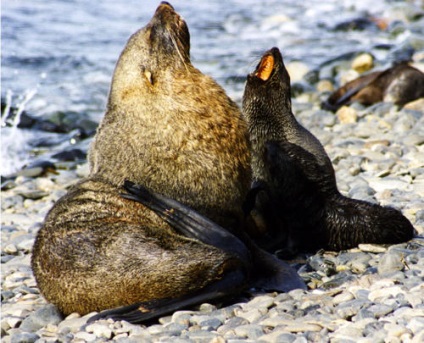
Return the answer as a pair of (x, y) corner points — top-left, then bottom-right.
(52, 149), (86, 162)
(333, 17), (381, 32)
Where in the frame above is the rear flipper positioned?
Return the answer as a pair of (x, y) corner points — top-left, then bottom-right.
(88, 268), (246, 324)
(122, 181), (250, 263)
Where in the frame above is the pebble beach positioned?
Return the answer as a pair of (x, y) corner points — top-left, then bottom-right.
(2, 84), (424, 342)
(2, 1), (424, 342)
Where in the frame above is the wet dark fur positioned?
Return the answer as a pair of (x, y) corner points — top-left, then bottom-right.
(242, 47), (415, 256)
(32, 4), (304, 323)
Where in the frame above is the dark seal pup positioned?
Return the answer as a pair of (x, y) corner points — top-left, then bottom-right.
(242, 47), (415, 257)
(31, 4), (304, 324)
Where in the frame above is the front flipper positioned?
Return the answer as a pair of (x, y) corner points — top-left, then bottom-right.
(122, 181), (250, 263)
(250, 246), (307, 292)
(88, 269), (246, 324)
(123, 181), (305, 294)
(265, 140), (336, 194)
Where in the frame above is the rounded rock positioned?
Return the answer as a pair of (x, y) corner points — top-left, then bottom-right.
(377, 252), (405, 275)
(337, 106), (358, 124)
(351, 53), (374, 73)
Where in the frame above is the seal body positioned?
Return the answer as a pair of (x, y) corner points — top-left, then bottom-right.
(242, 47), (415, 256)
(323, 63), (424, 111)
(32, 2), (252, 316)
(88, 3), (251, 229)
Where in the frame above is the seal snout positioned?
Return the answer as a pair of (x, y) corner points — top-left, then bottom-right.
(159, 1), (175, 11)
(156, 1), (176, 16)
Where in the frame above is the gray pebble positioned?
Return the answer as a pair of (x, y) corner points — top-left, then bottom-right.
(367, 304), (394, 318)
(1, 195), (24, 211)
(377, 252), (405, 275)
(335, 299), (368, 319)
(10, 332), (40, 343)
(234, 324), (264, 339)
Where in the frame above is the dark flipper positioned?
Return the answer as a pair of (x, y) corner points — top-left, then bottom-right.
(123, 181), (305, 293)
(88, 269), (246, 324)
(122, 181), (250, 263)
(249, 245), (307, 292)
(322, 70), (383, 111)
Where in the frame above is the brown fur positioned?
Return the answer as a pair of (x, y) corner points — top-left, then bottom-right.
(323, 63), (424, 111)
(32, 3), (251, 315)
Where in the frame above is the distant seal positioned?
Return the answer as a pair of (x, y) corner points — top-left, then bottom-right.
(323, 62), (424, 111)
(32, 4), (304, 324)
(242, 47), (415, 256)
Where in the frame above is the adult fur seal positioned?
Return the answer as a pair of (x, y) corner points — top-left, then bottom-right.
(32, 4), (304, 324)
(242, 47), (415, 257)
(88, 2), (250, 230)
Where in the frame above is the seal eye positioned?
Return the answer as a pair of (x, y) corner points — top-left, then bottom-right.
(255, 55), (274, 81)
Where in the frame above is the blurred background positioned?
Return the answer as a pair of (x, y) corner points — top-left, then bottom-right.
(2, 0), (423, 176)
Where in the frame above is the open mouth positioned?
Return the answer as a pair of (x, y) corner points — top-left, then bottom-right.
(254, 54), (274, 81)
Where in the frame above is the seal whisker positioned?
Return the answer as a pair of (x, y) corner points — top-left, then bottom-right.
(168, 29), (189, 71)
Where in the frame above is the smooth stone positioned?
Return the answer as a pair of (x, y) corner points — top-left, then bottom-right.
(403, 98), (424, 112)
(57, 314), (88, 333)
(332, 325), (363, 338)
(358, 244), (387, 253)
(407, 317), (424, 334)
(234, 324), (264, 339)
(366, 304), (394, 318)
(363, 320), (386, 336)
(171, 311), (194, 325)
(243, 295), (275, 312)
(199, 303), (217, 312)
(286, 61), (310, 83)
(20, 304), (63, 332)
(73, 331), (97, 342)
(368, 177), (411, 193)
(336, 106), (358, 124)
(1, 195), (24, 211)
(185, 330), (218, 341)
(316, 79), (334, 92)
(216, 317), (248, 335)
(284, 323), (322, 333)
(351, 53), (374, 73)
(199, 318), (222, 330)
(335, 299), (368, 319)
(333, 291), (354, 305)
(18, 190), (49, 200)
(257, 329), (297, 343)
(260, 314), (294, 327)
(3, 244), (18, 255)
(10, 332), (40, 343)
(85, 322), (113, 339)
(354, 308), (375, 321)
(385, 323), (411, 338)
(234, 308), (263, 323)
(377, 252), (405, 275)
